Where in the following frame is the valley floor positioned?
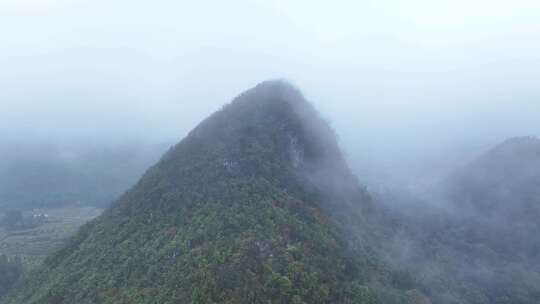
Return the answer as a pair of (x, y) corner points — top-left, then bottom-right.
(0, 207), (103, 269)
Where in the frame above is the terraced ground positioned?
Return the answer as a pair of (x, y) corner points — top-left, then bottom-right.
(0, 207), (103, 269)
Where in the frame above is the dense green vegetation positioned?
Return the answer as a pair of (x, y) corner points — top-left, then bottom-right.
(0, 255), (23, 300)
(6, 81), (417, 304)
(7, 82), (537, 304)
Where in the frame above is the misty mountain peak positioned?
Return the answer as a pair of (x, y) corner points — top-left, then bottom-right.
(170, 81), (353, 192)
(8, 83), (403, 304)
(237, 79), (304, 103)
(491, 136), (540, 158)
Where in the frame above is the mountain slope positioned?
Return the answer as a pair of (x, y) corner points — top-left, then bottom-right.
(7, 81), (414, 304)
(446, 136), (540, 219)
(386, 136), (540, 304)
(441, 136), (540, 302)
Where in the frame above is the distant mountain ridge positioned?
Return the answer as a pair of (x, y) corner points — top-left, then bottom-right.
(0, 142), (168, 210)
(445, 136), (540, 217)
(387, 136), (540, 304)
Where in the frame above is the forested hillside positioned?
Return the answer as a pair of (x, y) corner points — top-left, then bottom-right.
(6, 81), (420, 304)
(0, 255), (23, 299)
(381, 136), (540, 304)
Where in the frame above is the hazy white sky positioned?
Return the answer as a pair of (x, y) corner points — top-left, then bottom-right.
(1, 0), (539, 182)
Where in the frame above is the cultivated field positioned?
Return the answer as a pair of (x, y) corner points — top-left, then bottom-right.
(0, 207), (103, 269)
